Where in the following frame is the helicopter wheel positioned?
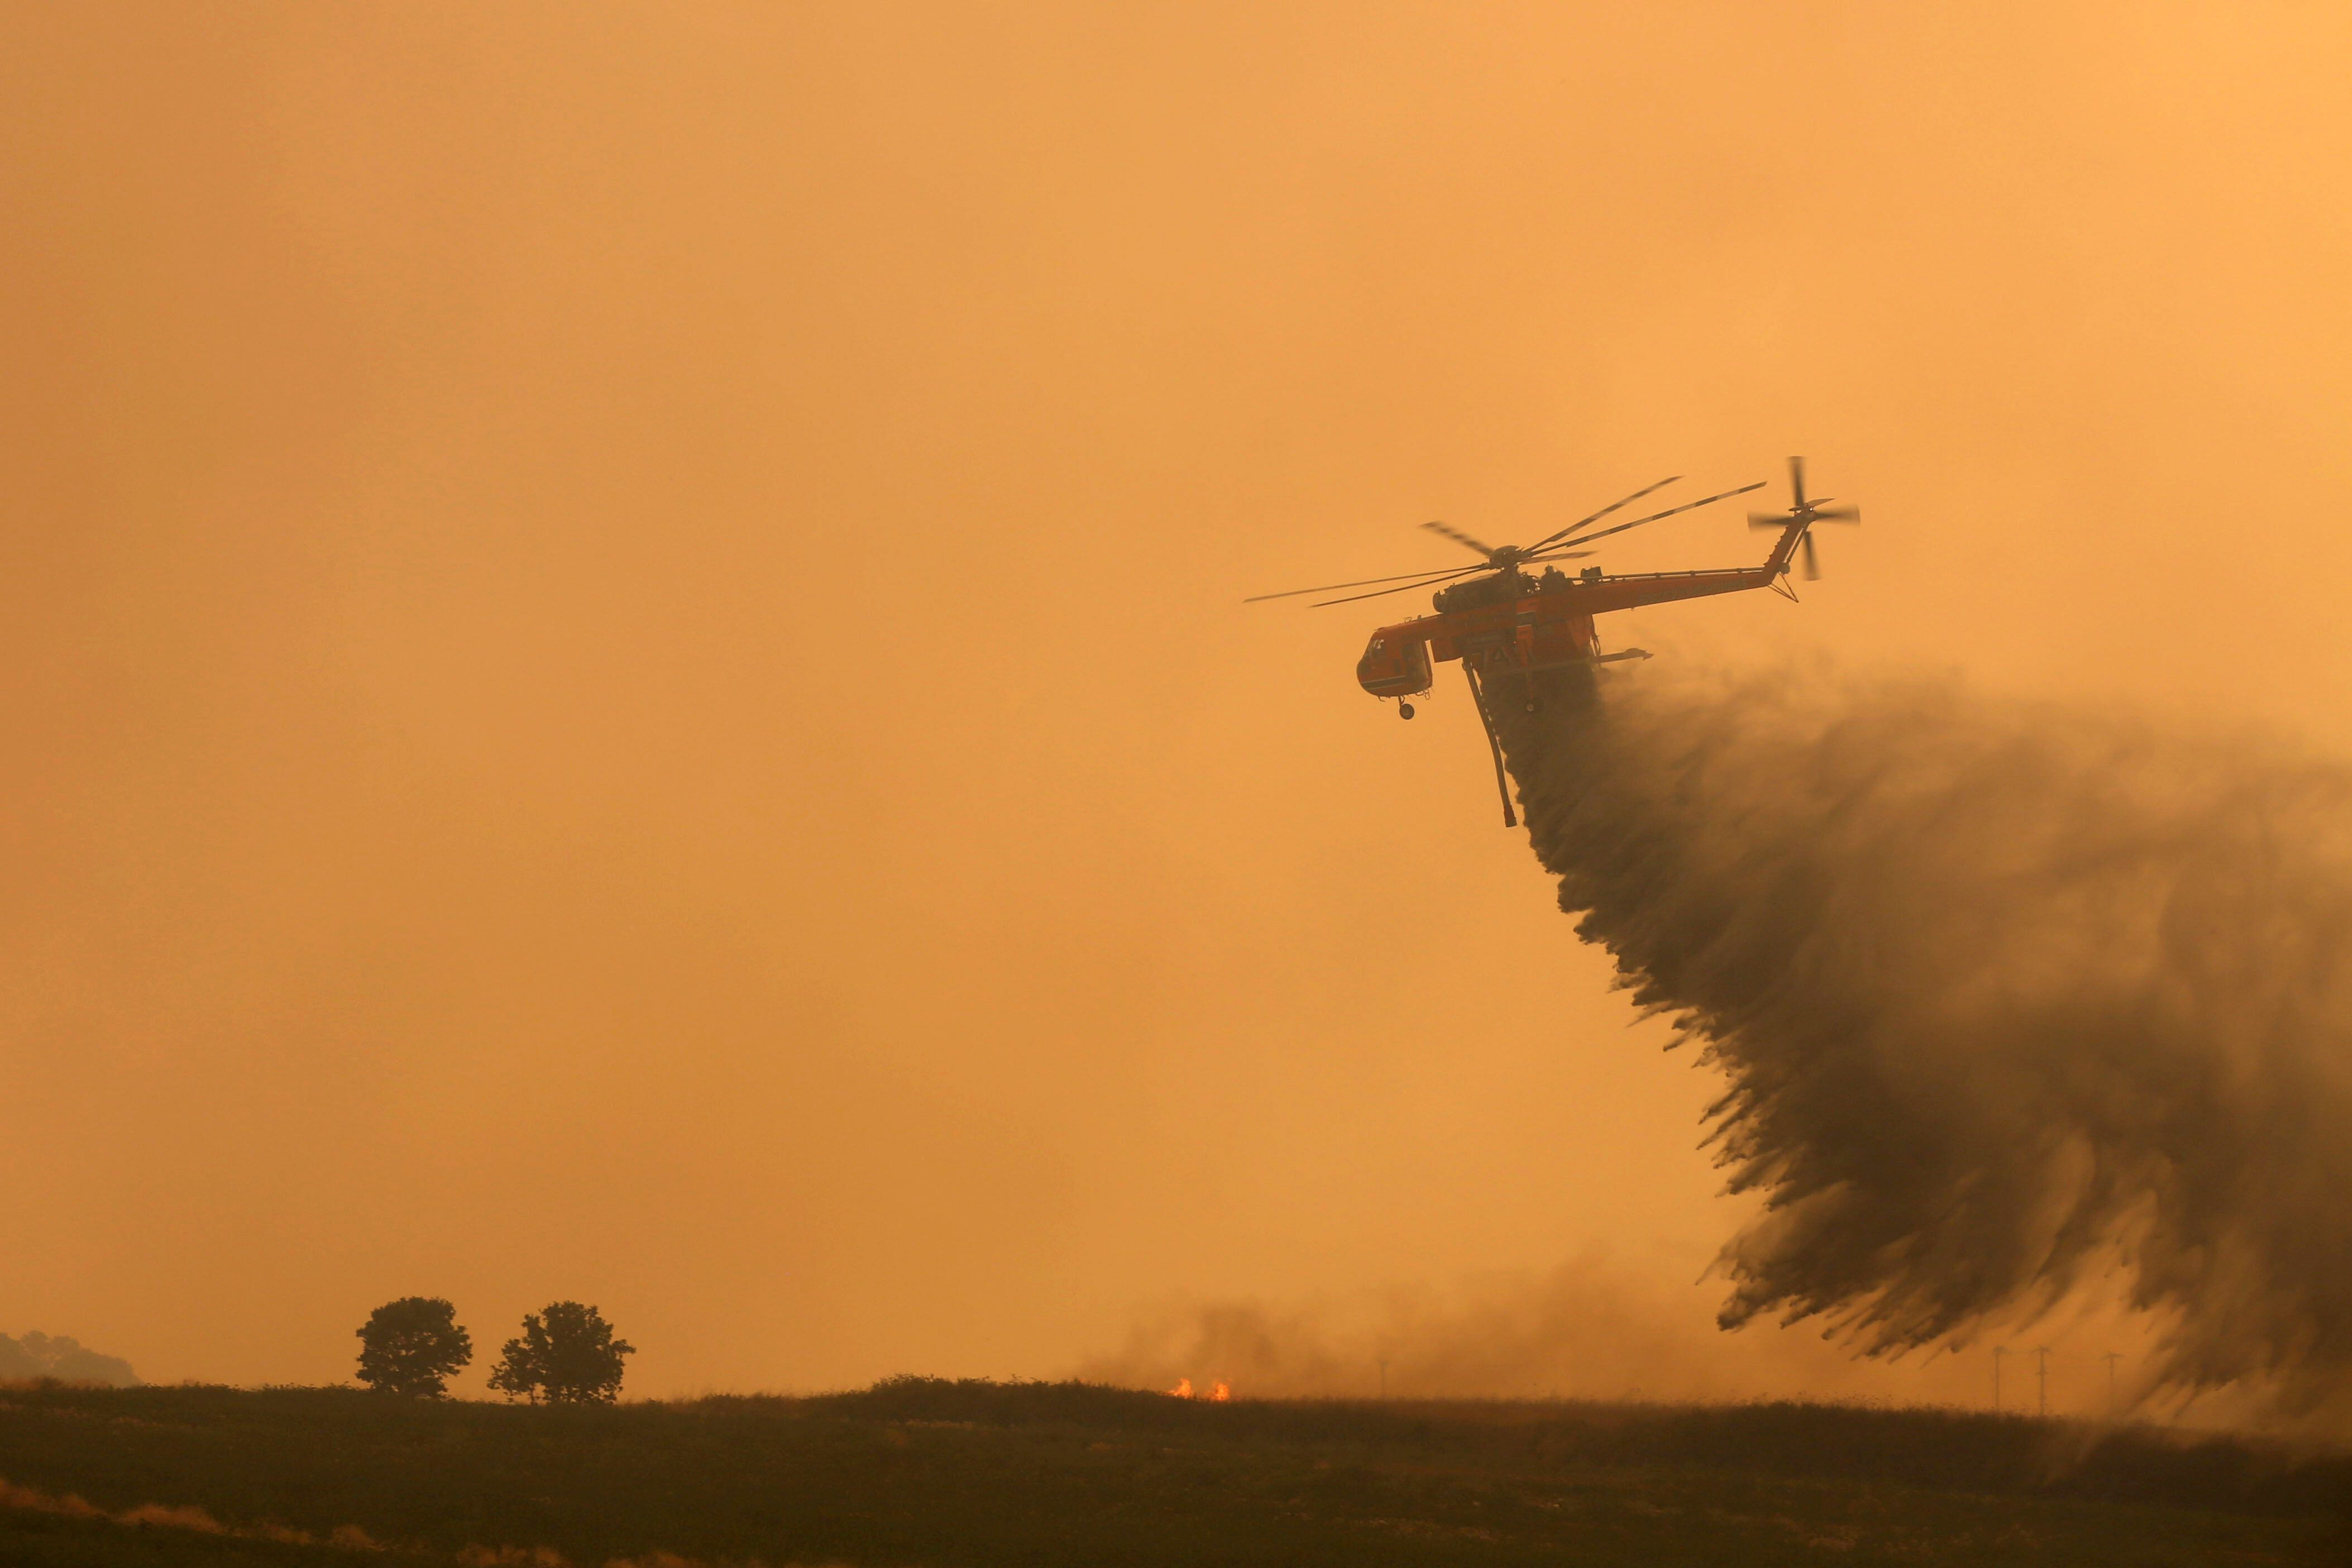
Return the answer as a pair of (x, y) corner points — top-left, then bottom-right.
(1398, 702), (1415, 720)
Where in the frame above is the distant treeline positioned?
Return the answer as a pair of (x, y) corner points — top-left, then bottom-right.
(0, 1332), (137, 1387)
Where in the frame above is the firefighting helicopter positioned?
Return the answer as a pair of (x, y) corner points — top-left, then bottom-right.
(1246, 458), (1858, 824)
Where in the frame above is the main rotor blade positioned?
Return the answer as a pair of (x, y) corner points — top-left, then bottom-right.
(1516, 549), (1594, 562)
(1420, 520), (1499, 559)
(1528, 475), (1681, 552)
(1244, 562), (1488, 603)
(1312, 566), (1487, 608)
(1543, 480), (1766, 552)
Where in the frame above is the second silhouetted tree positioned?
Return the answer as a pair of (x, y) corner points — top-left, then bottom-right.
(487, 1301), (635, 1403)
(355, 1297), (472, 1397)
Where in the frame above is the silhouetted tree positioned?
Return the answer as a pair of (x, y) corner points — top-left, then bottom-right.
(355, 1297), (472, 1397)
(487, 1301), (635, 1404)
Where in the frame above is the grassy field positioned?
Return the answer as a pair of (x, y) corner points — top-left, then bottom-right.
(0, 1378), (2344, 1566)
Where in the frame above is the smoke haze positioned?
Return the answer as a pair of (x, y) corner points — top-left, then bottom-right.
(1081, 1245), (2062, 1407)
(1489, 661), (2352, 1423)
(11, 4), (2352, 1401)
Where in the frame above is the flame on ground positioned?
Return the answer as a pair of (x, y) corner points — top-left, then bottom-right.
(1166, 1378), (1192, 1398)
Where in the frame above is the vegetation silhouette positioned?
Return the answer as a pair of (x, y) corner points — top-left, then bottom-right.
(486, 1302), (633, 1404)
(352, 1298), (471, 1399)
(0, 1380), (2340, 1565)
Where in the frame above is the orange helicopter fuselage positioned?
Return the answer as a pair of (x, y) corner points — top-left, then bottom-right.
(1355, 589), (1595, 696)
(1355, 532), (1801, 700)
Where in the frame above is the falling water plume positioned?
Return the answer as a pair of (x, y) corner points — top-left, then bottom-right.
(1487, 657), (2352, 1423)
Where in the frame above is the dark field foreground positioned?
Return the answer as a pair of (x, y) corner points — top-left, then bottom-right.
(1, 1379), (2346, 1566)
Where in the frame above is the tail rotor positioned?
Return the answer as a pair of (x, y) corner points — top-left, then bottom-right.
(1749, 456), (1859, 580)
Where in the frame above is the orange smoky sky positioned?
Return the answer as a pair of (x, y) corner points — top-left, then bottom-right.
(4, 2), (2351, 1408)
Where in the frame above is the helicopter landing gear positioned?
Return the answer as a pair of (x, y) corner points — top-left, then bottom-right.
(1398, 702), (1416, 720)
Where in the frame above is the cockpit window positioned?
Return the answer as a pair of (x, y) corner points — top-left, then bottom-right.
(1369, 637), (1385, 651)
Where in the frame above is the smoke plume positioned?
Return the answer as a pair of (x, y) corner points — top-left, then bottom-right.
(1079, 1247), (2036, 1406)
(1487, 658), (2352, 1422)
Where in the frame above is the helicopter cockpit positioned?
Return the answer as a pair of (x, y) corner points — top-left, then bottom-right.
(1355, 628), (1432, 699)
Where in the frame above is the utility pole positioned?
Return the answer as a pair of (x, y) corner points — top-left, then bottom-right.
(2035, 1347), (2050, 1418)
(1993, 1345), (2006, 1413)
(2104, 1352), (2120, 1421)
